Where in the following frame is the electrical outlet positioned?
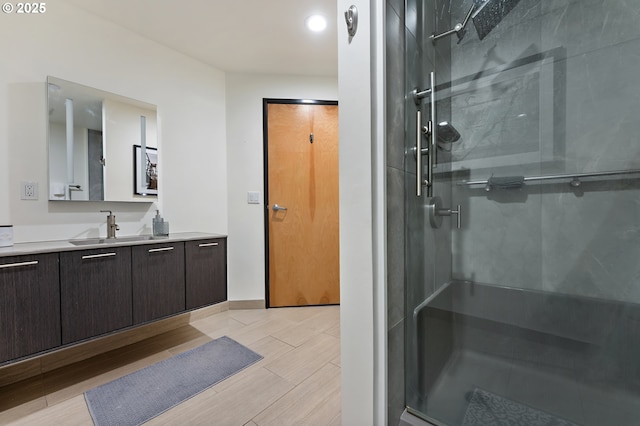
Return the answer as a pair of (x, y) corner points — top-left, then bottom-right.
(21, 181), (38, 200)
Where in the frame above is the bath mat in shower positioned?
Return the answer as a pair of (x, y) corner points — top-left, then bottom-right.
(461, 388), (579, 426)
(84, 336), (262, 426)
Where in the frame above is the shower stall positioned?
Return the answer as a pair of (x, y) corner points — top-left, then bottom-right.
(400, 0), (640, 425)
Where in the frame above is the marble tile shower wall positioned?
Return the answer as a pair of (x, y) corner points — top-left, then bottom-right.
(385, 0), (406, 423)
(448, 0), (640, 304)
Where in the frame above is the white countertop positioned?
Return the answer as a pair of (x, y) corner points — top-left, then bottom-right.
(0, 232), (226, 257)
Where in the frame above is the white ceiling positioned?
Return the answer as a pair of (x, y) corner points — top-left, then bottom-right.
(65, 0), (338, 77)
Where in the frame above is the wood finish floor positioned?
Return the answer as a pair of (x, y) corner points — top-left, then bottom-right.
(0, 305), (341, 425)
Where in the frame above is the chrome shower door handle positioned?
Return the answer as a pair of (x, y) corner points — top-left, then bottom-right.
(272, 204), (288, 211)
(415, 112), (432, 197)
(416, 109), (423, 197)
(428, 71), (436, 194)
(415, 71), (436, 198)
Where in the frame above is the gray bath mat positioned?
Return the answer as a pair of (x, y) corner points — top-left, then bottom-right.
(84, 336), (262, 426)
(461, 388), (580, 426)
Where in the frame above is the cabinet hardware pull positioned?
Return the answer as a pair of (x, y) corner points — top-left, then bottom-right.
(81, 253), (116, 260)
(0, 260), (39, 269)
(148, 247), (174, 253)
(198, 242), (219, 248)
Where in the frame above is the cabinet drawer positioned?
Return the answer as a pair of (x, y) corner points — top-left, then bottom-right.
(60, 247), (132, 344)
(132, 242), (185, 324)
(0, 253), (61, 363)
(185, 238), (227, 309)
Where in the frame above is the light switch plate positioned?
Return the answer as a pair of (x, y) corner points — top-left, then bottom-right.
(247, 191), (260, 204)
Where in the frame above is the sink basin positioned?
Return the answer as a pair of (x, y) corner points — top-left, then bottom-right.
(69, 235), (155, 246)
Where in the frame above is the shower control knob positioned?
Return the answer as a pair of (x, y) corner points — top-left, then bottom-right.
(427, 196), (461, 229)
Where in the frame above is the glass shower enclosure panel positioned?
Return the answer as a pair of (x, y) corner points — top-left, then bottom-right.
(405, 1), (640, 425)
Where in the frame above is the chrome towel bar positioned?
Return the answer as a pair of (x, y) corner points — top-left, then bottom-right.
(458, 168), (640, 190)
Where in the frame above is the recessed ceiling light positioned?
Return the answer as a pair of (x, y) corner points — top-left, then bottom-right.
(306, 15), (327, 32)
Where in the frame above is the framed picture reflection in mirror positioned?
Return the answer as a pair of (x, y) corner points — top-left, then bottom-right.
(134, 145), (158, 196)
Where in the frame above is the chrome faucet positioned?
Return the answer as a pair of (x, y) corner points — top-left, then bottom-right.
(100, 210), (120, 239)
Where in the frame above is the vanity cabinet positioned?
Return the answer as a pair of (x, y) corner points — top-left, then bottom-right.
(0, 233), (227, 367)
(60, 247), (133, 344)
(0, 253), (61, 363)
(132, 242), (185, 324)
(185, 238), (227, 309)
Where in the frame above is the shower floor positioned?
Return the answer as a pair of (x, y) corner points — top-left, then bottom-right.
(420, 349), (640, 426)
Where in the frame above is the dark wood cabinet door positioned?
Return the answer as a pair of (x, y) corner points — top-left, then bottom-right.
(132, 242), (185, 324)
(60, 247), (132, 344)
(0, 253), (61, 363)
(185, 238), (227, 309)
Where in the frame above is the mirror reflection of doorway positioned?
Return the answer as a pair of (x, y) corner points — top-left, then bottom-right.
(87, 129), (103, 201)
(264, 99), (340, 308)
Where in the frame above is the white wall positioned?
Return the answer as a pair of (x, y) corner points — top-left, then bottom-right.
(225, 73), (338, 302)
(337, 0), (387, 424)
(0, 1), (227, 242)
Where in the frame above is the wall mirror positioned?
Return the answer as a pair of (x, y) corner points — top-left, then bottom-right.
(47, 76), (158, 202)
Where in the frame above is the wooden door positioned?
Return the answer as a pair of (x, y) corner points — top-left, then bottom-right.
(266, 101), (339, 307)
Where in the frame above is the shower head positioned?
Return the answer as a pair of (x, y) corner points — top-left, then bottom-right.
(437, 121), (461, 143)
(472, 0), (522, 40)
(430, 0), (521, 43)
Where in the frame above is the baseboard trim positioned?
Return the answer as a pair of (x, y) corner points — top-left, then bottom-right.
(228, 300), (266, 310)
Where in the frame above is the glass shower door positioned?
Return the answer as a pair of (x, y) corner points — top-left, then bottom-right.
(404, 0), (640, 425)
(404, 0), (456, 421)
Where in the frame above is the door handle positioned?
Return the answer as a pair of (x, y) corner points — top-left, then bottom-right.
(416, 109), (423, 197)
(272, 204), (288, 211)
(416, 110), (432, 197)
(428, 71), (436, 197)
(413, 71), (436, 197)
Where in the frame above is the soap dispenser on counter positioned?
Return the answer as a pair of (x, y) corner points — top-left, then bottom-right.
(152, 210), (169, 237)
